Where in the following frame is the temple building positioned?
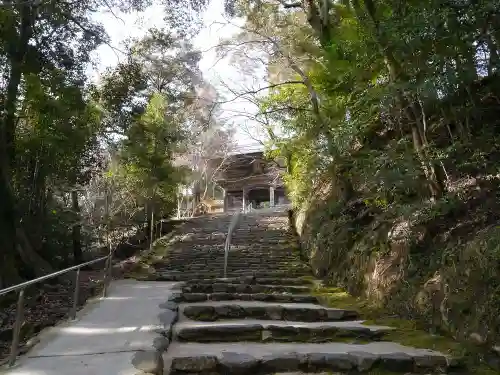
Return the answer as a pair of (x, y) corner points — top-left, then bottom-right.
(211, 151), (289, 212)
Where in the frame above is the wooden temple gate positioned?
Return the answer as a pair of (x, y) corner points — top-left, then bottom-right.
(211, 151), (289, 212)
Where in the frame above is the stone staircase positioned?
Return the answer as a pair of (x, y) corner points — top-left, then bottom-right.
(153, 208), (310, 281)
(154, 208), (463, 374)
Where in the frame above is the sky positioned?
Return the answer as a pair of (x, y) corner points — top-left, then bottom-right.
(89, 0), (267, 151)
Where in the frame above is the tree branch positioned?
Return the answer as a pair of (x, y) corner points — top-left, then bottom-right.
(217, 81), (304, 105)
(280, 1), (302, 8)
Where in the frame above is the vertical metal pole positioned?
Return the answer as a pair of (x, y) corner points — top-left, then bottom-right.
(102, 257), (109, 298)
(71, 269), (81, 320)
(103, 232), (113, 298)
(107, 250), (113, 287)
(242, 188), (246, 213)
(149, 209), (154, 251)
(223, 189), (227, 213)
(9, 289), (25, 367)
(103, 182), (111, 298)
(177, 187), (181, 219)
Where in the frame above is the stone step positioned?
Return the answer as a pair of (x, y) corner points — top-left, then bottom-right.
(180, 293), (319, 304)
(173, 319), (392, 343)
(160, 254), (299, 258)
(185, 277), (314, 286)
(153, 272), (312, 282)
(247, 273), (309, 279)
(272, 373), (446, 375)
(164, 258), (305, 263)
(138, 273), (220, 282)
(164, 342), (459, 374)
(183, 283), (311, 294)
(230, 241), (291, 245)
(171, 249), (295, 253)
(165, 239), (228, 245)
(156, 268), (308, 274)
(179, 301), (358, 322)
(159, 259), (302, 265)
(166, 274), (284, 280)
(232, 233), (290, 237)
(157, 265), (309, 272)
(230, 242), (291, 247)
(158, 253), (300, 259)
(162, 253), (300, 260)
(160, 256), (303, 262)
(157, 268), (308, 274)
(157, 266), (308, 273)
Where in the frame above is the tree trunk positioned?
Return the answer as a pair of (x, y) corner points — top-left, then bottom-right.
(193, 181), (201, 206)
(177, 195), (181, 219)
(486, 34), (500, 75)
(145, 203), (150, 235)
(305, 0), (331, 47)
(16, 227), (56, 278)
(0, 3), (33, 287)
(72, 190), (83, 264)
(0, 174), (21, 288)
(27, 159), (47, 254)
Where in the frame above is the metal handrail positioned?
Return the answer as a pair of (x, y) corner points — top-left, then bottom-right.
(0, 256), (108, 297)
(0, 253), (113, 367)
(223, 210), (242, 279)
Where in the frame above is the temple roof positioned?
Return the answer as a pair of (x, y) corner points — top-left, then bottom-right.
(211, 151), (286, 190)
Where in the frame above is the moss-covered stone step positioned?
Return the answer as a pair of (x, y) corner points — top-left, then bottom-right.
(180, 301), (358, 322)
(185, 276), (314, 286)
(157, 266), (308, 274)
(241, 272), (312, 279)
(153, 272), (223, 281)
(226, 271), (311, 278)
(157, 270), (311, 278)
(160, 260), (305, 268)
(154, 272), (312, 281)
(165, 342), (460, 374)
(180, 292), (319, 304)
(159, 257), (304, 264)
(163, 250), (299, 258)
(157, 267), (311, 275)
(269, 372), (447, 375)
(173, 320), (392, 343)
(182, 283), (311, 294)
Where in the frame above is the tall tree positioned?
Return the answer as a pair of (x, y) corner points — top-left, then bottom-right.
(0, 0), (149, 286)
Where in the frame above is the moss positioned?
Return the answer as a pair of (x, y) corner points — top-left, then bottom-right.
(314, 285), (497, 375)
(266, 334), (373, 344)
(120, 229), (181, 279)
(266, 326), (377, 344)
(312, 286), (377, 314)
(297, 183), (500, 364)
(189, 311), (217, 321)
(19, 321), (35, 341)
(363, 318), (464, 356)
(298, 275), (321, 286)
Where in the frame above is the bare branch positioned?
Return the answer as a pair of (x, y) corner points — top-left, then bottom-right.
(216, 81), (304, 105)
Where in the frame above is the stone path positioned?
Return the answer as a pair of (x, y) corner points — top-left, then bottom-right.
(151, 207), (309, 281)
(3, 208), (465, 374)
(157, 208), (463, 374)
(2, 280), (179, 375)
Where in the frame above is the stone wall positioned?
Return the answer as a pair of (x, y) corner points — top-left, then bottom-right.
(289, 185), (500, 366)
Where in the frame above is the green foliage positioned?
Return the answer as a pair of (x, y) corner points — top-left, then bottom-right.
(0, 0), (211, 284)
(226, 0), (500, 359)
(119, 93), (183, 215)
